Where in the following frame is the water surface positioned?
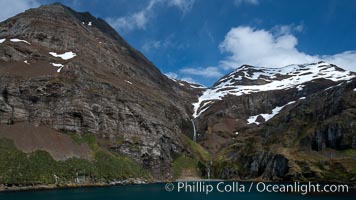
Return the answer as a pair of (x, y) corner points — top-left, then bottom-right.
(0, 182), (354, 200)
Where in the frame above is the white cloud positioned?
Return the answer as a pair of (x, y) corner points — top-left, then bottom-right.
(168, 0), (195, 15)
(219, 26), (356, 72)
(181, 77), (199, 84)
(271, 24), (304, 36)
(0, 0), (39, 22)
(165, 72), (178, 79)
(234, 0), (259, 6)
(107, 0), (195, 32)
(164, 72), (203, 85)
(141, 35), (175, 52)
(165, 72), (202, 85)
(142, 40), (163, 51)
(321, 51), (356, 71)
(180, 66), (223, 78)
(106, 1), (156, 32)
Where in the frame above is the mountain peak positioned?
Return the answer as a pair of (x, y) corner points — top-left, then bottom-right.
(194, 62), (355, 118)
(25, 2), (79, 18)
(0, 3), (168, 87)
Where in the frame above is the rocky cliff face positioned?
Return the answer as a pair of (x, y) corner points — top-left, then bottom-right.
(0, 3), (201, 180)
(192, 63), (356, 183)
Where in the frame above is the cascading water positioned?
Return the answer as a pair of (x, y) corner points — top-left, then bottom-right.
(207, 167), (210, 180)
(207, 160), (212, 180)
(191, 119), (197, 142)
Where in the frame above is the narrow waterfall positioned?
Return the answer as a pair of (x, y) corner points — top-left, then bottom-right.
(207, 167), (210, 180)
(191, 119), (197, 142)
(207, 160), (212, 180)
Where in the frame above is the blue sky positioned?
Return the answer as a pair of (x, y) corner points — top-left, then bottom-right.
(1, 0), (356, 86)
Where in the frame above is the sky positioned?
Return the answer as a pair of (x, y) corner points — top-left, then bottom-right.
(1, 0), (356, 86)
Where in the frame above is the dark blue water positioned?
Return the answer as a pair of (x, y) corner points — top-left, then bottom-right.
(0, 182), (354, 200)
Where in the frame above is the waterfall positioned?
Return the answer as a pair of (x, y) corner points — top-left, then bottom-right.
(207, 167), (210, 180)
(191, 119), (197, 142)
(207, 160), (212, 180)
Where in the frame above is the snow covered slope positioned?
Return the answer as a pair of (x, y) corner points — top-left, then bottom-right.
(168, 77), (206, 89)
(193, 61), (355, 117)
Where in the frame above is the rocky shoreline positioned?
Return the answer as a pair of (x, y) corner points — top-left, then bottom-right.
(0, 178), (149, 192)
(1, 178), (355, 192)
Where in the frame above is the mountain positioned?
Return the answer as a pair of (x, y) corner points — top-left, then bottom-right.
(192, 62), (356, 183)
(0, 3), (208, 186)
(193, 62), (355, 117)
(168, 77), (207, 97)
(0, 3), (355, 189)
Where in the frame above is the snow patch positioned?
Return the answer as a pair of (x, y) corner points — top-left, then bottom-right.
(299, 97), (306, 100)
(247, 101), (296, 125)
(168, 77), (206, 89)
(189, 84), (206, 89)
(325, 82), (344, 91)
(247, 115), (260, 125)
(353, 88), (356, 92)
(50, 63), (65, 72)
(49, 51), (77, 60)
(82, 21), (92, 26)
(24, 60), (29, 65)
(124, 80), (133, 85)
(0, 38), (5, 43)
(336, 82), (344, 87)
(296, 85), (304, 91)
(324, 86), (333, 91)
(10, 38), (30, 44)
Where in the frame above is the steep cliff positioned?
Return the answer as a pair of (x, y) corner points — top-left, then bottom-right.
(0, 3), (205, 183)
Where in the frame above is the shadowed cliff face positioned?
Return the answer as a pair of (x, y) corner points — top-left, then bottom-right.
(0, 3), (202, 179)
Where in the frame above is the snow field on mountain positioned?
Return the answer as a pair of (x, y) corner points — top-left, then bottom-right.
(193, 62), (355, 117)
(247, 101), (296, 125)
(49, 51), (77, 60)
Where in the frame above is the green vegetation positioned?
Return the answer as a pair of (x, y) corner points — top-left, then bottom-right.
(115, 136), (125, 145)
(172, 155), (199, 179)
(131, 136), (141, 143)
(214, 144), (235, 162)
(0, 137), (149, 186)
(211, 144), (241, 179)
(211, 159), (240, 179)
(339, 149), (356, 157)
(170, 134), (211, 179)
(94, 150), (147, 180)
(322, 161), (355, 182)
(180, 134), (211, 162)
(69, 134), (98, 150)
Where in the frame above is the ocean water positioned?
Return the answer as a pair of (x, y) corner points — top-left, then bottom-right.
(0, 182), (354, 200)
